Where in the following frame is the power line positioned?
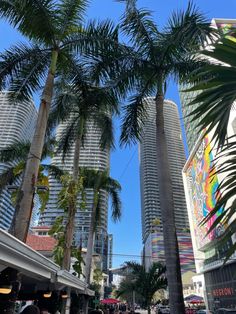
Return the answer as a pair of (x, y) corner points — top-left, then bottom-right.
(119, 147), (138, 180)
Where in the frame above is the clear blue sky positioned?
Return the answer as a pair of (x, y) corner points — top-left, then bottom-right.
(0, 0), (236, 268)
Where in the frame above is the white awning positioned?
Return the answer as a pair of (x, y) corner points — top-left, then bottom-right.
(0, 229), (94, 296)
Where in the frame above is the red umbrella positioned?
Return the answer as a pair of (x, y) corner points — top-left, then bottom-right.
(100, 298), (120, 304)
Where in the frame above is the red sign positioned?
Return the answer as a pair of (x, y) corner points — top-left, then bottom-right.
(212, 287), (234, 297)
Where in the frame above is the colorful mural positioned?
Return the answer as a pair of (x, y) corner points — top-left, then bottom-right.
(186, 136), (222, 250)
(216, 23), (236, 42)
(151, 232), (195, 273)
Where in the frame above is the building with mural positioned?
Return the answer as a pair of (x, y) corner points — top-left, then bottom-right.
(181, 18), (236, 311)
(183, 118), (236, 309)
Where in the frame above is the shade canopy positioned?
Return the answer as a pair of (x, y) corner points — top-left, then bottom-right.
(101, 298), (120, 304)
(184, 294), (203, 301)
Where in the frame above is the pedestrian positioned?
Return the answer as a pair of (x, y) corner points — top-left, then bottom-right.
(90, 306), (104, 313)
(21, 305), (40, 314)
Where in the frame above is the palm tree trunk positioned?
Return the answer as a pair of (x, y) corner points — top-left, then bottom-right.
(147, 305), (151, 314)
(62, 136), (81, 270)
(61, 136), (81, 314)
(155, 92), (185, 314)
(83, 194), (98, 314)
(10, 49), (59, 242)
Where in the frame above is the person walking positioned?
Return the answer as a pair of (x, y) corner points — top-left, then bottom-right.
(90, 306), (104, 313)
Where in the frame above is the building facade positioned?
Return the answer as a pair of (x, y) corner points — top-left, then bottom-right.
(39, 120), (110, 271)
(0, 91), (37, 230)
(139, 97), (194, 272)
(181, 18), (236, 311)
(182, 107), (236, 310)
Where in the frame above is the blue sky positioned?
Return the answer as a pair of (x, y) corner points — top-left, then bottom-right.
(0, 0), (236, 268)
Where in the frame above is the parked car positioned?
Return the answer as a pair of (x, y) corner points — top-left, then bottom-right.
(196, 310), (213, 314)
(215, 309), (236, 314)
(156, 305), (170, 313)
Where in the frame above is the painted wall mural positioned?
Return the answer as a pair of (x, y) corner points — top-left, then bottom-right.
(186, 136), (222, 250)
(151, 232), (195, 273)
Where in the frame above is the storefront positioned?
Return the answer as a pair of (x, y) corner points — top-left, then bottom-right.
(204, 263), (236, 311)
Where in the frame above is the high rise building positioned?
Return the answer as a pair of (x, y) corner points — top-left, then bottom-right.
(0, 91), (37, 230)
(39, 120), (110, 270)
(139, 97), (194, 271)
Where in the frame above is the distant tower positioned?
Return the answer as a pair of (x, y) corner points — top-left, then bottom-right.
(140, 98), (194, 271)
(39, 120), (110, 270)
(0, 92), (37, 230)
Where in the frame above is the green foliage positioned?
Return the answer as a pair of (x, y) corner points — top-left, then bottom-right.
(81, 168), (122, 224)
(0, 138), (60, 213)
(93, 268), (103, 285)
(187, 36), (236, 148)
(49, 216), (85, 276)
(0, 0), (120, 103)
(58, 174), (85, 212)
(109, 1), (214, 145)
(116, 261), (167, 307)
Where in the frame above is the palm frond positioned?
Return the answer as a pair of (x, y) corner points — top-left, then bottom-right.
(120, 87), (152, 146)
(186, 37), (236, 147)
(0, 0), (57, 44)
(42, 164), (66, 180)
(0, 166), (19, 191)
(94, 113), (115, 150)
(61, 19), (119, 56)
(106, 178), (121, 222)
(48, 86), (78, 132)
(0, 43), (50, 101)
(119, 0), (158, 53)
(165, 1), (216, 50)
(56, 115), (80, 161)
(57, 0), (89, 38)
(0, 141), (30, 162)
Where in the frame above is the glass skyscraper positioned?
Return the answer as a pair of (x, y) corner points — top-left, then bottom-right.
(139, 98), (194, 271)
(0, 91), (38, 230)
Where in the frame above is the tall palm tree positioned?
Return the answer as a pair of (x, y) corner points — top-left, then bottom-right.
(81, 168), (121, 313)
(0, 0), (119, 242)
(108, 1), (215, 312)
(117, 262), (167, 314)
(48, 66), (119, 272)
(187, 35), (236, 260)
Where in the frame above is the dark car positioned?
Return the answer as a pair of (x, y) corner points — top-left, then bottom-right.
(215, 309), (236, 314)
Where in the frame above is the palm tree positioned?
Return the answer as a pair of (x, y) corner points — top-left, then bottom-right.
(186, 35), (236, 260)
(109, 1), (215, 312)
(48, 67), (119, 272)
(0, 0), (119, 242)
(117, 262), (167, 314)
(81, 168), (121, 313)
(0, 139), (63, 226)
(81, 168), (121, 283)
